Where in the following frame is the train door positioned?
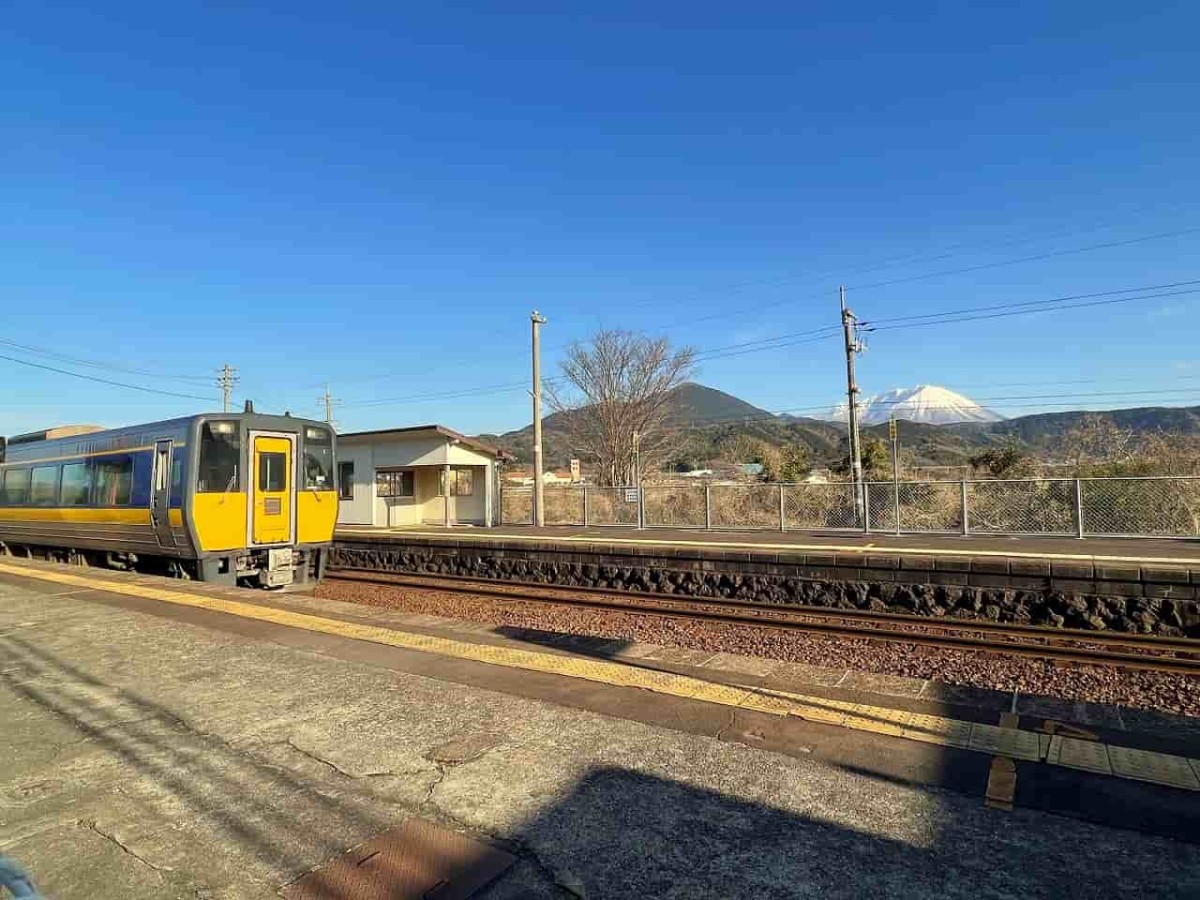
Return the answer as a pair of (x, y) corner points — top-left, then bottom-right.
(151, 440), (176, 549)
(250, 433), (295, 545)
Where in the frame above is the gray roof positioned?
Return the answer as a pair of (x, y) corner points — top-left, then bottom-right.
(337, 424), (509, 459)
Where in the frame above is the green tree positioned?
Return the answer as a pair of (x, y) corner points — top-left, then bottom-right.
(774, 443), (812, 482)
(836, 437), (889, 478)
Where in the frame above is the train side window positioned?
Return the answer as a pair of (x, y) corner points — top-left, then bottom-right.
(198, 421), (240, 493)
(1, 468), (31, 505)
(259, 452), (287, 492)
(170, 457), (184, 506)
(338, 461), (354, 500)
(30, 466), (59, 506)
(92, 456), (133, 506)
(61, 462), (91, 505)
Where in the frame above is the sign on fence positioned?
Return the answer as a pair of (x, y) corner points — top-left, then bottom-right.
(624, 488), (640, 503)
(570, 458), (581, 482)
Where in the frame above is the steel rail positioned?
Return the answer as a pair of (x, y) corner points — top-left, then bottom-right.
(324, 569), (1200, 675)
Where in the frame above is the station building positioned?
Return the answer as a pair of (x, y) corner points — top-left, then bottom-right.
(335, 425), (508, 528)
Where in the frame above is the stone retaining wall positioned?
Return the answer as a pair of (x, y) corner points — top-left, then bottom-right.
(330, 538), (1200, 637)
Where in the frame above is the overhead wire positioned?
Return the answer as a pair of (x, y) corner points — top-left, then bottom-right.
(331, 277), (1197, 412)
(0, 336), (214, 384)
(0, 353), (221, 402)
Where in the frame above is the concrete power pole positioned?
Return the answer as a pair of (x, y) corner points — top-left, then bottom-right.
(530, 310), (548, 528)
(218, 364), (239, 414)
(840, 286), (864, 493)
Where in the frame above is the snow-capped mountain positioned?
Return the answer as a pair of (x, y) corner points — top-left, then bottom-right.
(827, 385), (1005, 426)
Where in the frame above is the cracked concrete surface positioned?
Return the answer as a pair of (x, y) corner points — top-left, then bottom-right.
(1, 577), (1198, 899)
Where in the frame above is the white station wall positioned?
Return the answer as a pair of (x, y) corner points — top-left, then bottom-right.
(336, 436), (496, 527)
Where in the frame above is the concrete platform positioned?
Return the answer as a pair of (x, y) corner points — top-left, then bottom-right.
(2, 561), (1199, 898)
(337, 523), (1200, 567)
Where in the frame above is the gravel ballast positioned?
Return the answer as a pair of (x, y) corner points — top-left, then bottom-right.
(314, 577), (1200, 719)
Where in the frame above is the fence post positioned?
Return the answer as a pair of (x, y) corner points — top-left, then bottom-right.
(1074, 478), (1085, 539)
(779, 484), (786, 532)
(960, 480), (969, 536)
(582, 484), (589, 527)
(704, 484), (712, 530)
(637, 483), (646, 530)
(893, 477), (901, 536)
(862, 482), (871, 534)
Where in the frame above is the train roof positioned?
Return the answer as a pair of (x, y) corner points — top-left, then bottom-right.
(7, 424), (106, 446)
(1, 411), (332, 464)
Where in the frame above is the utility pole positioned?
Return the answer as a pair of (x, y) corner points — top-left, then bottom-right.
(840, 286), (864, 499)
(530, 310), (547, 528)
(890, 415), (901, 535)
(218, 364), (239, 414)
(318, 383), (340, 430)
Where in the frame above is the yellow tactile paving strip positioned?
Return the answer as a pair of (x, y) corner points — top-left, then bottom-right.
(2, 561), (1198, 792)
(339, 527), (1200, 567)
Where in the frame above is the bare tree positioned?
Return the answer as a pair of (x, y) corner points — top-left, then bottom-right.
(1061, 415), (1136, 475)
(547, 330), (695, 485)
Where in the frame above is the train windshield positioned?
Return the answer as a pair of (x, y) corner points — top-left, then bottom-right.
(302, 427), (334, 491)
(198, 421), (241, 493)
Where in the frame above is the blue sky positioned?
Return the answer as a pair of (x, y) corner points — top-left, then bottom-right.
(2, 2), (1198, 437)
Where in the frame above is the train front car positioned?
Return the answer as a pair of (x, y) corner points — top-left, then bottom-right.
(189, 412), (337, 587)
(0, 412), (338, 588)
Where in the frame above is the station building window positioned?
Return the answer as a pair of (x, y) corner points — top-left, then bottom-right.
(376, 469), (414, 498)
(440, 467), (474, 497)
(338, 461), (354, 500)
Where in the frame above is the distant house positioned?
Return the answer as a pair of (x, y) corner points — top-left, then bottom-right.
(738, 462), (765, 477)
(677, 468), (715, 478)
(502, 467), (576, 487)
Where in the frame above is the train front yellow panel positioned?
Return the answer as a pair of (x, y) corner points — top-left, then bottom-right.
(297, 490), (338, 545)
(192, 493), (248, 552)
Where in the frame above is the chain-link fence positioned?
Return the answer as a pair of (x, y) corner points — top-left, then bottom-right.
(966, 479), (1076, 535)
(783, 483), (860, 530)
(643, 484), (707, 527)
(499, 476), (1200, 538)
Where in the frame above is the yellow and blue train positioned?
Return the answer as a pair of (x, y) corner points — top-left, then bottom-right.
(0, 410), (338, 587)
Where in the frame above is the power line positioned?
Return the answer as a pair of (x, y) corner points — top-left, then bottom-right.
(328, 279), (1199, 413)
(865, 286), (1200, 333)
(0, 336), (213, 383)
(0, 353), (220, 402)
(863, 279), (1200, 326)
(623, 223), (1200, 336)
(848, 226), (1200, 293)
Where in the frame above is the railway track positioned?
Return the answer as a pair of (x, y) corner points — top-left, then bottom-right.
(324, 568), (1200, 676)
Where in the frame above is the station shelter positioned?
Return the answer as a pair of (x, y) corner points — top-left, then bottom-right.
(335, 425), (507, 528)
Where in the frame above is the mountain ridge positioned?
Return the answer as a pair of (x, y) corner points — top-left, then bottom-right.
(478, 381), (1200, 468)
